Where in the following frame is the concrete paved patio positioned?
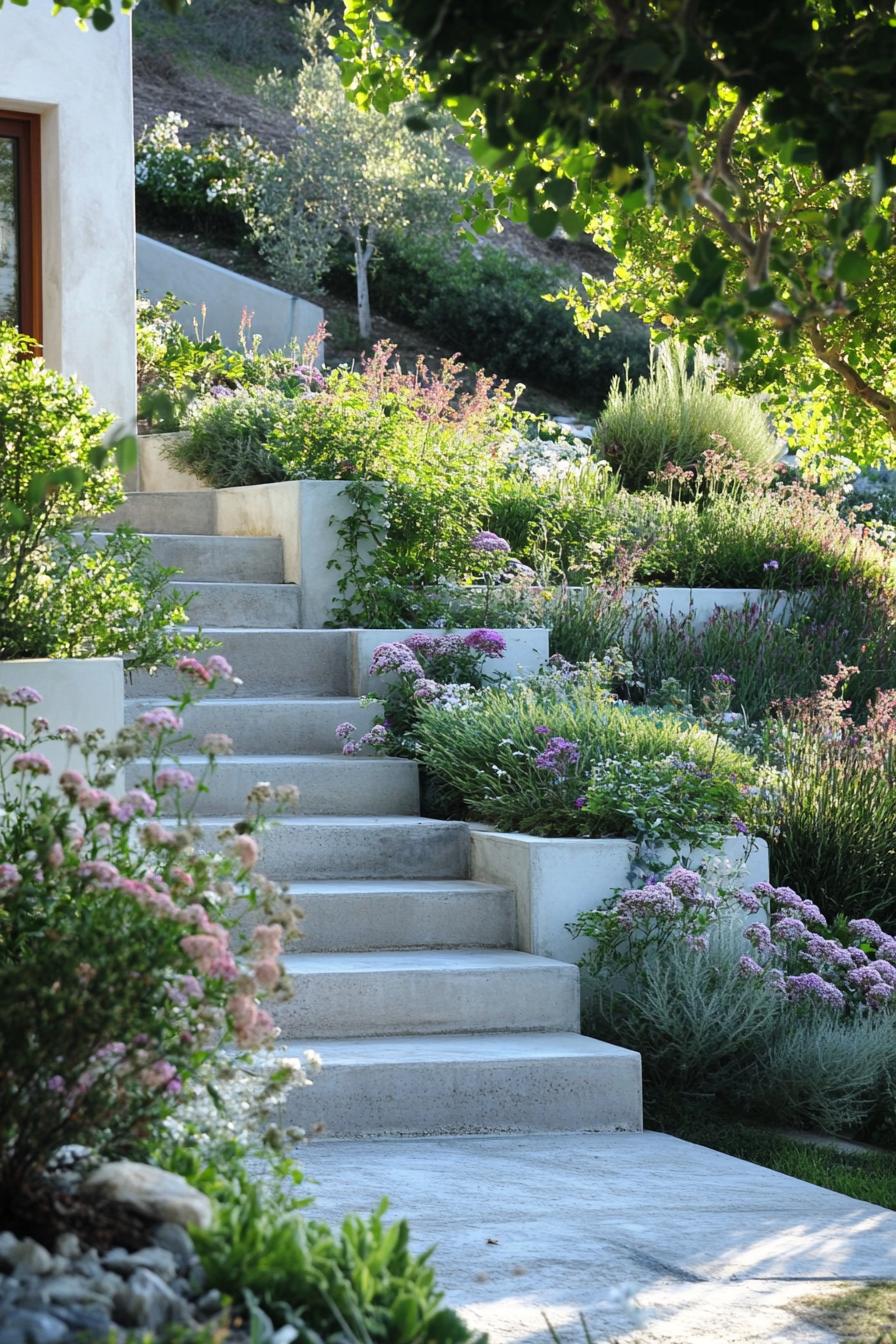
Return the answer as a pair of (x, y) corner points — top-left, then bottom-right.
(298, 1131), (896, 1343)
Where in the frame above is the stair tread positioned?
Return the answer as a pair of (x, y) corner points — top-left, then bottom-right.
(273, 1031), (637, 1064)
(280, 949), (575, 975)
(279, 879), (508, 895)
(189, 815), (464, 826)
(139, 753), (413, 766)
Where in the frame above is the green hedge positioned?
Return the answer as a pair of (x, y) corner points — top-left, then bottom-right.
(327, 235), (650, 411)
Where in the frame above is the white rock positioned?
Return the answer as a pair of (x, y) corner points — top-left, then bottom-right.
(10, 1239), (54, 1276)
(54, 1233), (81, 1260)
(82, 1162), (213, 1230)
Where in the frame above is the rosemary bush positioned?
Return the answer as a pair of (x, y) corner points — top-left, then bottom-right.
(595, 341), (780, 490)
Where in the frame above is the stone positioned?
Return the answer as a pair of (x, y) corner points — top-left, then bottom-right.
(187, 1261), (207, 1294)
(113, 1267), (193, 1331)
(83, 1161), (213, 1230)
(150, 1221), (195, 1269)
(196, 1288), (222, 1316)
(111, 1246), (178, 1282)
(0, 1309), (68, 1344)
(0, 1231), (20, 1271)
(53, 1233), (80, 1260)
(53, 1304), (114, 1335)
(9, 1240), (54, 1276)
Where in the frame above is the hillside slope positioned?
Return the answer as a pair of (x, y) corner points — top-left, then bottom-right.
(131, 0), (619, 410)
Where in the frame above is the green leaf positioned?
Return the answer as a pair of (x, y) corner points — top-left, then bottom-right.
(544, 177), (575, 208)
(835, 251), (871, 283)
(113, 434), (139, 475)
(746, 284), (776, 309)
(527, 206), (558, 239)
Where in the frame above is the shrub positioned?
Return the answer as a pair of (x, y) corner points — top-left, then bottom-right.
(0, 658), (306, 1202)
(0, 325), (197, 666)
(135, 112), (272, 237)
(546, 589), (874, 724)
(338, 629), (508, 759)
(360, 234), (650, 412)
(179, 386), (292, 487)
(572, 869), (896, 1134)
(594, 341), (780, 490)
(414, 662), (760, 839)
(765, 671), (896, 925)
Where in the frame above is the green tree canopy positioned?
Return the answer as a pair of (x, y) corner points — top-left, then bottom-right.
(0, 0), (183, 30)
(338, 2), (896, 452)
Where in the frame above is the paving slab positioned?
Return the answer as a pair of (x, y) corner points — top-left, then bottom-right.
(290, 1130), (896, 1343)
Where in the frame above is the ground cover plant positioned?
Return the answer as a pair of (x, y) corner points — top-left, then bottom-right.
(0, 324), (198, 666)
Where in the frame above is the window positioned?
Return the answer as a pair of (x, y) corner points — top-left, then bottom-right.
(0, 111), (41, 344)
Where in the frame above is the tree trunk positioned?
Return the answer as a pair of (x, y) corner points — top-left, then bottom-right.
(354, 224), (377, 341)
(805, 321), (896, 437)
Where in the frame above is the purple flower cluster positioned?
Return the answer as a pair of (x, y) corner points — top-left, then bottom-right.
(616, 883), (682, 928)
(470, 530), (511, 554)
(784, 973), (846, 1011)
(368, 642), (424, 677)
(463, 628), (507, 658)
(534, 736), (581, 778)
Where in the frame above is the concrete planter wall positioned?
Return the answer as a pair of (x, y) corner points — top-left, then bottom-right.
(0, 658), (124, 777)
(470, 828), (769, 965)
(215, 480), (384, 630)
(133, 433), (207, 494)
(451, 583), (792, 626)
(350, 628), (550, 696)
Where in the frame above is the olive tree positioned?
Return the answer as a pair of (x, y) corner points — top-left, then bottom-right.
(255, 20), (464, 338)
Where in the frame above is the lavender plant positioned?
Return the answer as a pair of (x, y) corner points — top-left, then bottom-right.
(572, 869), (896, 1132)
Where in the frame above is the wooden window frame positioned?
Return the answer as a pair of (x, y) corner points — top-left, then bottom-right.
(0, 110), (41, 346)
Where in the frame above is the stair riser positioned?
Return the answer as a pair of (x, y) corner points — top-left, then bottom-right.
(126, 699), (379, 756)
(102, 494), (217, 536)
(275, 965), (580, 1037)
(192, 820), (470, 881)
(280, 1055), (643, 1137)
(167, 582), (302, 629)
(240, 887), (514, 952)
(144, 534), (284, 583)
(290, 890), (513, 952)
(127, 631), (352, 698)
(128, 758), (420, 817)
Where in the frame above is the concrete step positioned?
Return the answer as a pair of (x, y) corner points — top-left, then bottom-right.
(275, 949), (581, 1038)
(275, 1032), (642, 1137)
(98, 532), (284, 583)
(130, 754), (419, 817)
(126, 696), (379, 756)
(266, 879), (514, 952)
(189, 815), (470, 880)
(101, 491), (217, 536)
(127, 630), (351, 698)
(166, 581), (302, 629)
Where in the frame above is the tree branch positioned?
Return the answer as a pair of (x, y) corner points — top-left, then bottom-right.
(709, 92), (751, 192)
(805, 320), (896, 435)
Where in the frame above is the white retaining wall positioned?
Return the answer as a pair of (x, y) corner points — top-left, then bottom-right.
(137, 235), (325, 357)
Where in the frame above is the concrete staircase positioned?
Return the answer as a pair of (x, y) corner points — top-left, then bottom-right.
(112, 491), (642, 1138)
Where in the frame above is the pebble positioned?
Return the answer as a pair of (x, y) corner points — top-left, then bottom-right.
(150, 1220), (195, 1268)
(9, 1241), (54, 1277)
(0, 1309), (68, 1344)
(113, 1266), (194, 1331)
(0, 1215), (214, 1342)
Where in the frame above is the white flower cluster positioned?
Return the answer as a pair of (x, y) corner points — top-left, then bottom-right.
(498, 419), (595, 484)
(161, 1049), (321, 1155)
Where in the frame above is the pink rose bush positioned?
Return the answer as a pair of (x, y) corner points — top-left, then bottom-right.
(0, 660), (302, 1198)
(338, 629), (507, 757)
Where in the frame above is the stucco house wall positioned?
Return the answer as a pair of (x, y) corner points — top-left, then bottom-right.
(0, 7), (136, 420)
